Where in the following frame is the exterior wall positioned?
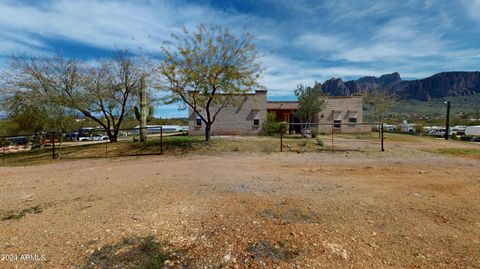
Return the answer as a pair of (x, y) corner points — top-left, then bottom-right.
(188, 90), (267, 136)
(317, 96), (371, 133)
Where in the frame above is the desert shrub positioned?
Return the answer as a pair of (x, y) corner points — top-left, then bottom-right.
(262, 112), (280, 136)
(300, 137), (308, 146)
(310, 128), (318, 138)
(316, 136), (324, 146)
(415, 124), (425, 135)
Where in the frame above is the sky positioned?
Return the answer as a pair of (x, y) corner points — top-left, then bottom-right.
(1, 0), (480, 118)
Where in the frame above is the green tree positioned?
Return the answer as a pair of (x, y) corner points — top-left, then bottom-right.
(293, 81), (327, 129)
(262, 112), (280, 136)
(0, 91), (78, 136)
(159, 24), (263, 141)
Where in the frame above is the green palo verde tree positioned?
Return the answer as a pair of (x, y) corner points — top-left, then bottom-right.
(293, 81), (327, 131)
(158, 24), (264, 142)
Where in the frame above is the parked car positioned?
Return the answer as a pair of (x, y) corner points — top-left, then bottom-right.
(64, 132), (79, 141)
(451, 126), (466, 136)
(91, 134), (109, 141)
(78, 136), (91, 141)
(6, 136), (29, 145)
(78, 134), (108, 141)
(383, 124), (397, 132)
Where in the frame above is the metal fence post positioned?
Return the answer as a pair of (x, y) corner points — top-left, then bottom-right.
(52, 132), (56, 160)
(105, 138), (108, 159)
(160, 126), (163, 155)
(280, 130), (283, 152)
(1, 137), (4, 164)
(331, 125), (334, 152)
(381, 123), (385, 152)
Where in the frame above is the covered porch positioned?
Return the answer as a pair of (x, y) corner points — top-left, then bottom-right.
(266, 101), (301, 133)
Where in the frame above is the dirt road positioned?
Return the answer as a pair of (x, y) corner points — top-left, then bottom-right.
(0, 143), (479, 268)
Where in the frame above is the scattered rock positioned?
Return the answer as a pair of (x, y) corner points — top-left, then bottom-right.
(323, 242), (348, 260)
(223, 253), (231, 262)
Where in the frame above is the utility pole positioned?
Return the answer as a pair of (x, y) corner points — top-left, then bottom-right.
(477, 107), (479, 124)
(445, 101), (451, 140)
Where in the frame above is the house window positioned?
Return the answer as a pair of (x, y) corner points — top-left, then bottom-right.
(252, 110), (260, 127)
(195, 114), (202, 127)
(332, 111), (342, 129)
(348, 111), (357, 123)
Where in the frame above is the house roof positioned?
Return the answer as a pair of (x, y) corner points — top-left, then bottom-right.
(267, 101), (298, 110)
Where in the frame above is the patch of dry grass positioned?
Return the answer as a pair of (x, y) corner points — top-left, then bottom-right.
(422, 148), (480, 160)
(1, 133), (477, 166)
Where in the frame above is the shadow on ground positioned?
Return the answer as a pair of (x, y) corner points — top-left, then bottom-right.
(78, 235), (176, 269)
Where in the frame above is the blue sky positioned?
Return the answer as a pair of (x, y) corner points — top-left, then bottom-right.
(1, 0), (480, 117)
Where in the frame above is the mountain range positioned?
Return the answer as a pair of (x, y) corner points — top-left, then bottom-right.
(321, 71), (480, 101)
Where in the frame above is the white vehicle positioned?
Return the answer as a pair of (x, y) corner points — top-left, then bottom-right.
(431, 128), (453, 137)
(78, 136), (90, 141)
(78, 134), (108, 141)
(424, 126), (441, 135)
(132, 125), (183, 134)
(465, 126), (480, 136)
(90, 134), (109, 141)
(400, 121), (416, 133)
(432, 129), (446, 137)
(451, 126), (466, 135)
(383, 124), (397, 132)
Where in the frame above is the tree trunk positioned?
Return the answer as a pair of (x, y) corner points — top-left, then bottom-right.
(107, 131), (118, 142)
(139, 76), (147, 142)
(205, 123), (211, 142)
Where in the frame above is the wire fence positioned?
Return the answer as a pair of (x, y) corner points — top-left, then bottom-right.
(278, 122), (384, 152)
(0, 122), (385, 165)
(0, 126), (189, 164)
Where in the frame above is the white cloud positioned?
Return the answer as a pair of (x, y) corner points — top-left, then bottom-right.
(464, 0), (480, 21)
(0, 1), (225, 56)
(258, 54), (398, 96)
(1, 0), (479, 104)
(295, 33), (345, 52)
(331, 16), (459, 63)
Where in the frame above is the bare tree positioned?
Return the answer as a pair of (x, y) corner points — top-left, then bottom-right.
(4, 52), (146, 142)
(364, 86), (396, 122)
(158, 24), (263, 141)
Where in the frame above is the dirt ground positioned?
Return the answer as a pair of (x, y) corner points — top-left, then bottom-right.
(0, 136), (479, 268)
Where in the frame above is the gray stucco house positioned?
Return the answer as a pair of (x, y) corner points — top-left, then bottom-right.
(188, 90), (367, 136)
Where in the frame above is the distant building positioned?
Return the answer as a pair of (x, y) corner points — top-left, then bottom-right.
(188, 90), (367, 135)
